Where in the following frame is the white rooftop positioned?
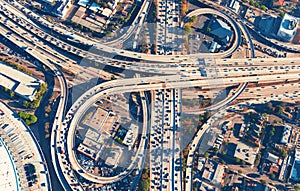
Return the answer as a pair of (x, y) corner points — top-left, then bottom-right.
(101, 8), (112, 18)
(281, 125), (292, 145)
(0, 137), (21, 191)
(0, 62), (43, 101)
(277, 14), (299, 41)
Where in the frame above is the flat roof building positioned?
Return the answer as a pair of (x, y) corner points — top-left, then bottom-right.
(101, 8), (113, 18)
(290, 149), (300, 182)
(0, 62), (43, 101)
(209, 19), (233, 45)
(281, 125), (292, 145)
(202, 160), (226, 186)
(234, 142), (258, 165)
(277, 14), (299, 42)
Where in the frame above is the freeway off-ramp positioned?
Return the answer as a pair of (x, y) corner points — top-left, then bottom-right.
(59, 68), (300, 187)
(1, 0), (300, 190)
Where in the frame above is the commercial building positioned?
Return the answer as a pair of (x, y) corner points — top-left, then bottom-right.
(281, 125), (292, 145)
(105, 148), (122, 168)
(290, 149), (300, 182)
(266, 152), (282, 165)
(0, 137), (22, 191)
(227, 0), (241, 13)
(202, 160), (226, 186)
(209, 19), (233, 45)
(233, 142), (258, 165)
(0, 102), (50, 190)
(0, 62), (43, 101)
(277, 14), (299, 42)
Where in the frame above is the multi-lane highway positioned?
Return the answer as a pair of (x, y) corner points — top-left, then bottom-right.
(57, 65), (300, 189)
(1, 0), (300, 190)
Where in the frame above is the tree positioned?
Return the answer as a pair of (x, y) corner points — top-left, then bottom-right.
(249, 0), (255, 5)
(254, 2), (260, 7)
(262, 113), (268, 119)
(294, 184), (300, 191)
(260, 5), (267, 11)
(23, 100), (30, 108)
(242, 0), (247, 2)
(270, 173), (276, 179)
(238, 169), (242, 174)
(214, 146), (219, 153)
(188, 16), (196, 23)
(255, 153), (261, 167)
(206, 27), (211, 33)
(275, 105), (283, 115)
(260, 179), (266, 185)
(184, 25), (192, 34)
(9, 90), (15, 97)
(235, 158), (241, 163)
(204, 152), (209, 158)
(18, 112), (38, 125)
(280, 12), (285, 17)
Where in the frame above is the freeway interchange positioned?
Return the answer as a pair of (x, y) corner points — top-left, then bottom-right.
(0, 0), (300, 190)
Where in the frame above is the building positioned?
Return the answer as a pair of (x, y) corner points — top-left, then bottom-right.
(227, 0), (241, 13)
(281, 125), (292, 145)
(202, 160), (226, 186)
(266, 152), (282, 165)
(83, 107), (110, 131)
(0, 62), (43, 101)
(90, 2), (101, 12)
(77, 143), (97, 160)
(78, 0), (89, 7)
(277, 14), (299, 42)
(0, 102), (50, 190)
(233, 142), (258, 165)
(101, 8), (113, 18)
(256, 14), (277, 35)
(208, 41), (220, 53)
(105, 148), (122, 168)
(122, 124), (138, 149)
(290, 149), (300, 182)
(209, 19), (233, 45)
(273, 0), (285, 7)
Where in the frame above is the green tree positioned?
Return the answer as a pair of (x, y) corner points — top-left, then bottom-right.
(255, 153), (261, 167)
(204, 152), (209, 158)
(249, 0), (255, 5)
(270, 173), (276, 179)
(235, 158), (241, 163)
(184, 25), (192, 34)
(214, 146), (219, 153)
(18, 112), (38, 125)
(260, 179), (266, 185)
(188, 16), (196, 23)
(280, 12), (285, 17)
(275, 105), (283, 114)
(206, 27), (211, 33)
(294, 184), (300, 191)
(10, 90), (15, 97)
(254, 2), (260, 7)
(260, 5), (267, 11)
(23, 100), (30, 108)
